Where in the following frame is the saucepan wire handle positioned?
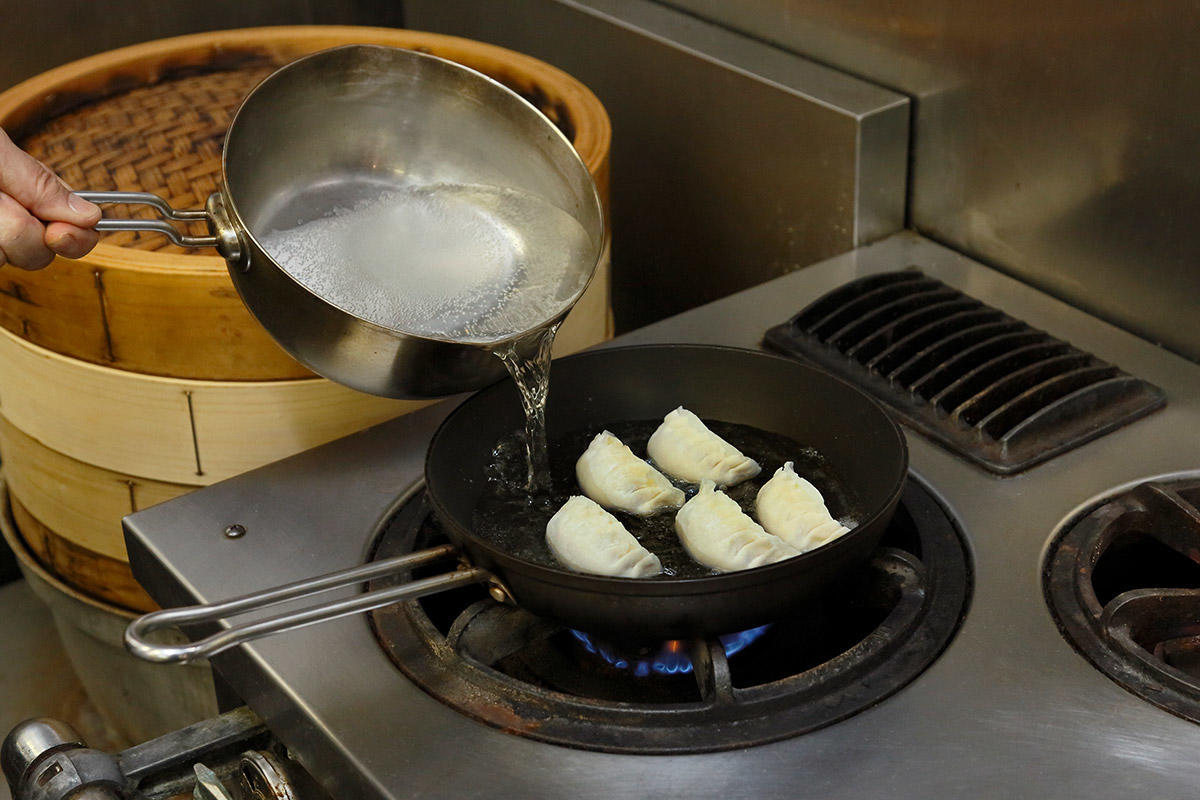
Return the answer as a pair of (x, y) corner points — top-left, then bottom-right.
(76, 190), (217, 248)
(76, 190), (246, 267)
(124, 543), (492, 664)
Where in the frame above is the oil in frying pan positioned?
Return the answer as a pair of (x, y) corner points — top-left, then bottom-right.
(473, 419), (861, 579)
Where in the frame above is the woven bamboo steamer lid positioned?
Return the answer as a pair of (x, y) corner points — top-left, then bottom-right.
(0, 25), (613, 380)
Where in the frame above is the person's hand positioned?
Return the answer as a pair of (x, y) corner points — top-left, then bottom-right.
(0, 127), (102, 269)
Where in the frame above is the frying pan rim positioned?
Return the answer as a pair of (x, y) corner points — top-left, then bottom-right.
(423, 342), (909, 593)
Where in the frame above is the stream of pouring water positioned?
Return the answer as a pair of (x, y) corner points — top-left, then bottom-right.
(493, 323), (561, 495)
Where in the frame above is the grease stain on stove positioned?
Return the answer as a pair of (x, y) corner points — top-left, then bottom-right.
(474, 699), (541, 734)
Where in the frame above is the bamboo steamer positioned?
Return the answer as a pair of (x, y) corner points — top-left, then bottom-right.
(0, 27), (613, 612)
(0, 412), (188, 611)
(0, 323), (429, 484)
(0, 25), (613, 379)
(12, 496), (157, 612)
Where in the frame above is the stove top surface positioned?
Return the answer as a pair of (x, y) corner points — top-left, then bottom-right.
(125, 233), (1200, 799)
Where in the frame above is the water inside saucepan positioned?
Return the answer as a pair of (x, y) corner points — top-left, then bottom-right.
(257, 180), (594, 344)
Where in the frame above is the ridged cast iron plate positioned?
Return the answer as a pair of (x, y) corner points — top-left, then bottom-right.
(764, 269), (1165, 474)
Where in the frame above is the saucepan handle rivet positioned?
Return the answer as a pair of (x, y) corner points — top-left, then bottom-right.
(224, 524), (247, 539)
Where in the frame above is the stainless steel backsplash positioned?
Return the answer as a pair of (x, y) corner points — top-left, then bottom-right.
(414, 0), (1200, 360)
(664, 0), (1200, 362)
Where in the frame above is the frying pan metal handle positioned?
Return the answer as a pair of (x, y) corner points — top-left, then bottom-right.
(124, 543), (493, 664)
(76, 190), (244, 264)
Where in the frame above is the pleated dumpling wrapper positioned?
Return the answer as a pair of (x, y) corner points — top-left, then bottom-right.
(756, 461), (852, 553)
(646, 407), (761, 486)
(576, 431), (685, 515)
(675, 480), (799, 572)
(546, 495), (663, 578)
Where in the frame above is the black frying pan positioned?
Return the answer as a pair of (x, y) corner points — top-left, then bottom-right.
(124, 344), (907, 662)
(425, 344), (908, 640)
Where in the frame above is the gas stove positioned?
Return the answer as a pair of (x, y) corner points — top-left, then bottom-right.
(120, 232), (1200, 799)
(364, 476), (967, 754)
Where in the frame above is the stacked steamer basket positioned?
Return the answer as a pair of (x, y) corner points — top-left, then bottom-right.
(0, 26), (612, 743)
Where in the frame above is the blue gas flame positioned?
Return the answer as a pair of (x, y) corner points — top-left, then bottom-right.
(570, 625), (771, 676)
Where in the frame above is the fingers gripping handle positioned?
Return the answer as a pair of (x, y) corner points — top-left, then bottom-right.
(124, 544), (491, 663)
(77, 190), (244, 264)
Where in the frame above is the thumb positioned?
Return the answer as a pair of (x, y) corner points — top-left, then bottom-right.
(0, 127), (101, 227)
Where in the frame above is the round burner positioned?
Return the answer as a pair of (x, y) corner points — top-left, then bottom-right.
(369, 479), (970, 753)
(1044, 477), (1200, 723)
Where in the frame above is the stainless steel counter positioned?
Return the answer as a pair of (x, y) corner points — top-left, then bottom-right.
(126, 232), (1200, 799)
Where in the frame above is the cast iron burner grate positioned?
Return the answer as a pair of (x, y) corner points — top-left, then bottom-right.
(1044, 478), (1200, 723)
(763, 269), (1165, 474)
(367, 479), (970, 754)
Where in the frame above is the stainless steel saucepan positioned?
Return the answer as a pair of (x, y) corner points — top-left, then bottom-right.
(77, 44), (605, 398)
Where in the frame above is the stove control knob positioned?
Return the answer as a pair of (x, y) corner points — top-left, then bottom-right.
(1, 719), (123, 800)
(2, 718), (82, 792)
(240, 750), (296, 800)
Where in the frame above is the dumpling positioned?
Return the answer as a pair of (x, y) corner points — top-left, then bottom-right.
(674, 480), (799, 572)
(546, 495), (663, 578)
(755, 461), (852, 552)
(576, 431), (685, 515)
(646, 407), (761, 486)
